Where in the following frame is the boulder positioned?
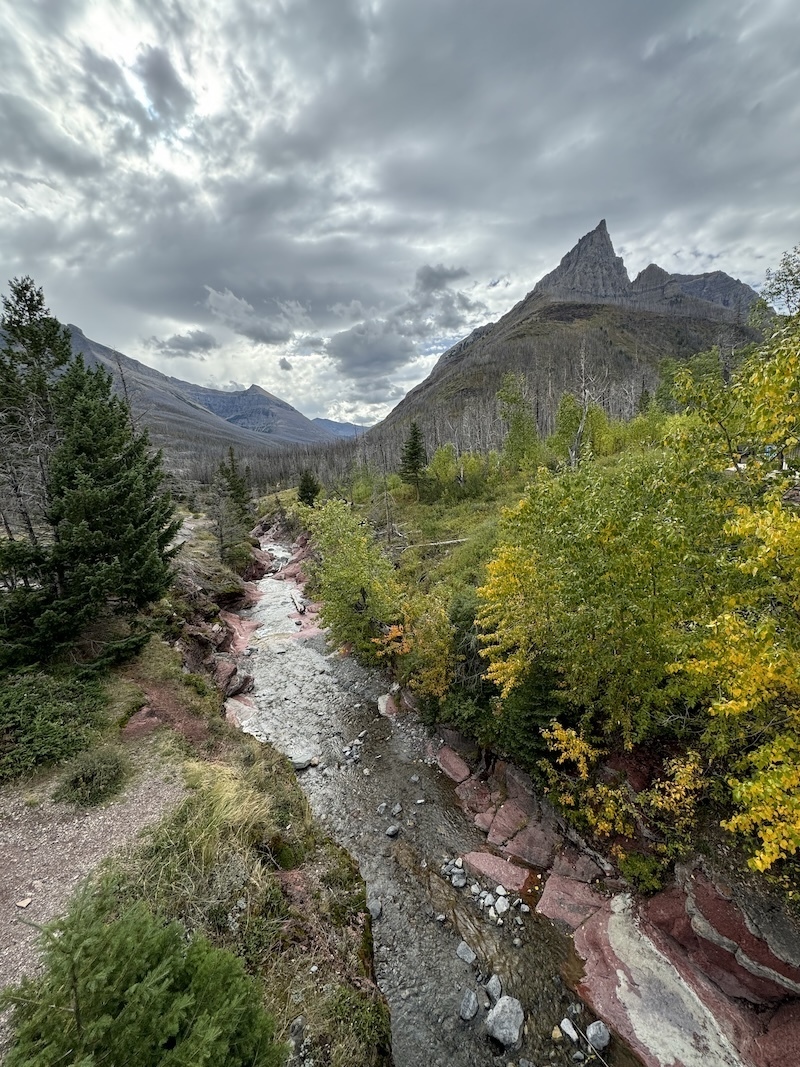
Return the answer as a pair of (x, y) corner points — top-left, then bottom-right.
(437, 746), (471, 783)
(474, 808), (496, 832)
(461, 852), (533, 894)
(503, 821), (560, 869)
(377, 693), (400, 717)
(486, 974), (503, 1004)
(485, 996), (524, 1047)
(551, 846), (603, 884)
(560, 1017), (579, 1043)
(536, 873), (607, 932)
(505, 764), (535, 799)
(213, 659), (237, 693)
(487, 799), (534, 845)
(456, 940), (477, 965)
(455, 776), (493, 814)
(586, 1020), (611, 1050)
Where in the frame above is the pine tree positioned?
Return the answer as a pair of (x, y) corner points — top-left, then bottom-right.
(297, 468), (321, 506)
(0, 279), (179, 666)
(211, 447), (253, 571)
(399, 421), (427, 497)
(2, 886), (285, 1067)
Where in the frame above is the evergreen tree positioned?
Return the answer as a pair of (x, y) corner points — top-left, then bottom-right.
(297, 468), (321, 506)
(211, 447), (253, 571)
(399, 421), (427, 497)
(0, 279), (179, 666)
(2, 886), (284, 1067)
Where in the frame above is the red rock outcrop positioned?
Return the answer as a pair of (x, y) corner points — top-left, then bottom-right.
(436, 745), (471, 783)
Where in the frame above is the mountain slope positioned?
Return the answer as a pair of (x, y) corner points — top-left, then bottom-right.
(67, 327), (336, 473)
(372, 221), (759, 453)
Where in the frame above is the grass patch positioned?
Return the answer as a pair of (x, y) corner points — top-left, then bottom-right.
(102, 737), (390, 1066)
(126, 636), (221, 720)
(53, 745), (130, 806)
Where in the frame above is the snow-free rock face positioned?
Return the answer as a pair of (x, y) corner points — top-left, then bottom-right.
(643, 863), (800, 1004)
(532, 219), (631, 303)
(530, 220), (759, 319)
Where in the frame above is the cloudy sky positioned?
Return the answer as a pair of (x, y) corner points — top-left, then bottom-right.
(2, 1), (798, 423)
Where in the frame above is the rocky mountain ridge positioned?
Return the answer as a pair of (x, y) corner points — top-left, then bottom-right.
(529, 219), (757, 320)
(67, 326), (347, 474)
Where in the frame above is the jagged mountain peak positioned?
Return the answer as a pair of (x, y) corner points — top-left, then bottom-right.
(532, 219), (631, 302)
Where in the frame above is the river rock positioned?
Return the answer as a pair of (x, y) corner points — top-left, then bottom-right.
(495, 896), (511, 917)
(459, 989), (479, 1020)
(505, 764), (535, 799)
(437, 745), (471, 783)
(288, 746), (320, 771)
(560, 1017), (579, 1043)
(462, 852), (532, 894)
(377, 693), (399, 717)
(586, 1020), (611, 1050)
(486, 974), (503, 1004)
(536, 873), (606, 931)
(455, 776), (492, 814)
(385, 824), (400, 837)
(485, 995), (524, 1047)
(551, 846), (603, 884)
(456, 940), (477, 965)
(451, 869), (468, 889)
(487, 800), (532, 846)
(503, 820), (560, 869)
(474, 808), (496, 831)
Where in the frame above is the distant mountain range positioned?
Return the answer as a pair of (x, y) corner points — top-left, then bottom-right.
(63, 220), (760, 480)
(67, 327), (363, 473)
(372, 220), (760, 452)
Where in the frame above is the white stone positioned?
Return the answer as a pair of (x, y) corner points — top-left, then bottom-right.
(560, 1018), (579, 1043)
(486, 996), (524, 1047)
(587, 1020), (611, 1050)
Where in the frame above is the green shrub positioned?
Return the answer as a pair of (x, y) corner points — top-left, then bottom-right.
(618, 851), (667, 894)
(1, 886), (285, 1067)
(53, 745), (129, 806)
(0, 670), (106, 782)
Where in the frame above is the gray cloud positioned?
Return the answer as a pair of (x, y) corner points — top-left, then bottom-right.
(0, 0), (797, 423)
(145, 328), (220, 357)
(327, 320), (418, 378)
(279, 357), (293, 371)
(414, 264), (469, 294)
(133, 45), (193, 129)
(0, 93), (99, 178)
(204, 287), (312, 345)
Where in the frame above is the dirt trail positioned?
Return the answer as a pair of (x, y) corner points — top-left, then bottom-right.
(0, 752), (184, 1056)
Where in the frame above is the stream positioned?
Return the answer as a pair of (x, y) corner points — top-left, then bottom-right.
(230, 542), (642, 1067)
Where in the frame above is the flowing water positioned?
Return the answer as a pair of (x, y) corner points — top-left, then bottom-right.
(233, 546), (642, 1067)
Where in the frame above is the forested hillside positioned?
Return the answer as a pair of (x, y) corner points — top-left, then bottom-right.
(297, 247), (800, 891)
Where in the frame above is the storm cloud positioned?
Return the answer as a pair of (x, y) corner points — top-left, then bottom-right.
(1, 0), (798, 423)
